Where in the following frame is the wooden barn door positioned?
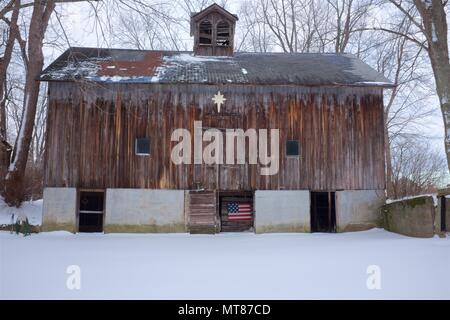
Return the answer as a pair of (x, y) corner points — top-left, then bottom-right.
(219, 191), (254, 232)
(201, 113), (246, 191)
(188, 190), (218, 234)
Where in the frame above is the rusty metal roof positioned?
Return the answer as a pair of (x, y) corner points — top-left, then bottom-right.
(40, 47), (393, 87)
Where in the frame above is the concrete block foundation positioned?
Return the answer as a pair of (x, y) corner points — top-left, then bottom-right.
(104, 189), (186, 233)
(41, 187), (388, 234)
(336, 190), (385, 232)
(41, 187), (77, 232)
(254, 190), (310, 233)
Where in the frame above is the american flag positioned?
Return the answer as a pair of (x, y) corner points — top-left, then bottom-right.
(227, 202), (252, 221)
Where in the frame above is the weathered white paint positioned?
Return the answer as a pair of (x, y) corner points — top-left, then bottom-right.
(254, 190), (310, 233)
(336, 190), (385, 232)
(42, 187), (77, 232)
(105, 189), (186, 232)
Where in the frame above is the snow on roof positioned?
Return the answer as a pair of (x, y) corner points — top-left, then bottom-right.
(353, 81), (395, 87)
(40, 47), (394, 87)
(164, 53), (226, 63)
(42, 58), (110, 81)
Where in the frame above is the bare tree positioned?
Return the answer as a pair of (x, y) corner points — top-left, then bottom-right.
(82, 0), (198, 51)
(241, 0), (375, 53)
(390, 137), (447, 199)
(0, 0), (20, 140)
(384, 0), (450, 174)
(237, 0), (275, 52)
(368, 15), (436, 197)
(258, 0), (300, 53)
(0, 0), (100, 205)
(3, 0), (55, 206)
(327, 0), (373, 53)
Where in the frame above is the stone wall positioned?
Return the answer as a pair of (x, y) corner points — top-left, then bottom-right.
(104, 189), (186, 233)
(254, 190), (310, 233)
(41, 187), (77, 232)
(383, 196), (436, 238)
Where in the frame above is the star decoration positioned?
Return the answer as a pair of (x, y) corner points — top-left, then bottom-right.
(212, 91), (226, 113)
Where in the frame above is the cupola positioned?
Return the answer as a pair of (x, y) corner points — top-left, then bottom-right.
(190, 3), (238, 56)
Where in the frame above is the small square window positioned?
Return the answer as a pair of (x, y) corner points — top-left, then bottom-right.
(135, 138), (150, 155)
(286, 140), (299, 156)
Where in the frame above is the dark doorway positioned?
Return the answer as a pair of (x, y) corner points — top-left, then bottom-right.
(219, 191), (254, 232)
(311, 192), (336, 233)
(78, 191), (104, 233)
(441, 196), (447, 232)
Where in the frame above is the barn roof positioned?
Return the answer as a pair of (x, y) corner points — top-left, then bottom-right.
(40, 47), (393, 87)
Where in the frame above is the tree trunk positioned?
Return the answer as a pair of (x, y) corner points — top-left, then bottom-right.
(384, 117), (394, 198)
(414, 0), (450, 174)
(3, 1), (55, 206)
(0, 0), (20, 140)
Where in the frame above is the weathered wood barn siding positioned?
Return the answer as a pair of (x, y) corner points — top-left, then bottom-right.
(44, 82), (385, 191)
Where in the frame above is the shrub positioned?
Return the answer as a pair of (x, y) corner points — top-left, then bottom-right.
(13, 218), (32, 236)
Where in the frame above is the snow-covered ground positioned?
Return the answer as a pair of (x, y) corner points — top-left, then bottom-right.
(0, 197), (42, 226)
(1, 229), (449, 299)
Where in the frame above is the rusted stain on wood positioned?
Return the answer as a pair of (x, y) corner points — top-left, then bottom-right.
(44, 82), (385, 191)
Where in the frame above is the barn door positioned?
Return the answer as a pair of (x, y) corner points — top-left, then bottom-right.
(78, 190), (105, 233)
(219, 192), (254, 232)
(440, 196), (448, 232)
(188, 190), (218, 234)
(311, 192), (336, 233)
(201, 113), (246, 191)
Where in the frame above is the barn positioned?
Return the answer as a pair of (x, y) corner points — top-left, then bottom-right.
(39, 4), (392, 234)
